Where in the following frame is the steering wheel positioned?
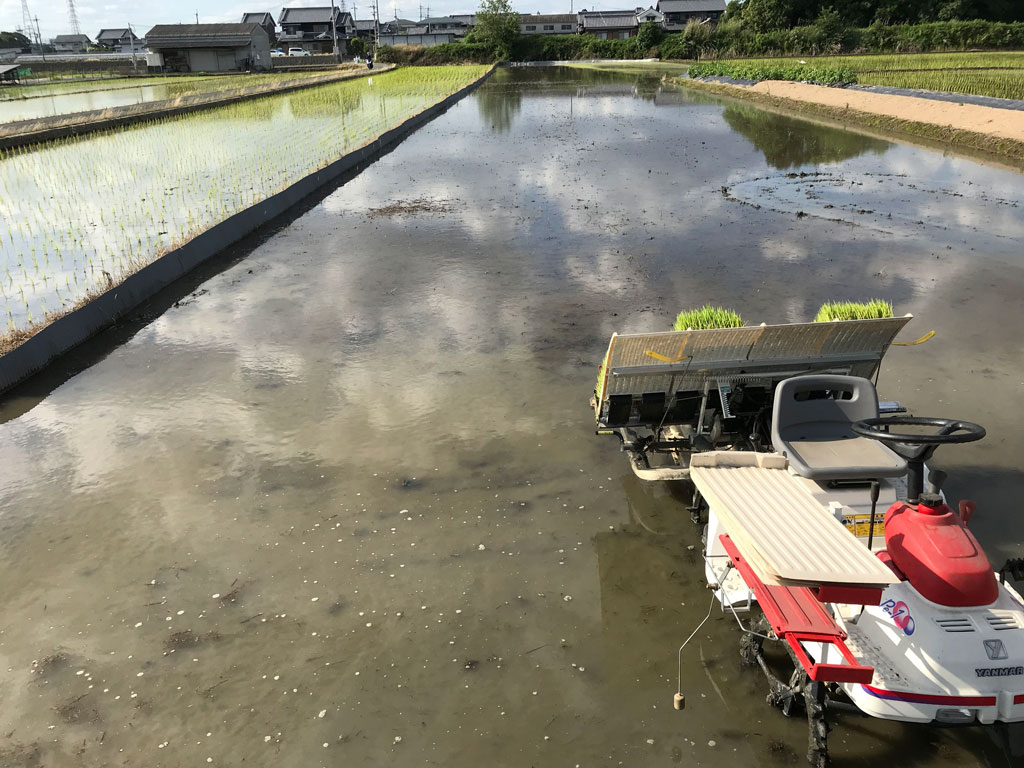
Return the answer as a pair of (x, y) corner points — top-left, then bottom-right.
(851, 416), (986, 445)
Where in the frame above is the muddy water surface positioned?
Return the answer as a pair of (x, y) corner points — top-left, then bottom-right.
(1, 66), (1024, 767)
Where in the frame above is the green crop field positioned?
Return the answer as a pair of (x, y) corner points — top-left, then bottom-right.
(708, 51), (1024, 100)
(0, 66), (487, 334)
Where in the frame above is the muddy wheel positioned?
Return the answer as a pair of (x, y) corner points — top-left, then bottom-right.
(804, 680), (831, 768)
(780, 668), (806, 718)
(739, 614), (769, 666)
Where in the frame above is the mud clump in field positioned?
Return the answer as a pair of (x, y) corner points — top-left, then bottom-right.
(367, 197), (454, 219)
(30, 651), (71, 679)
(165, 629), (222, 651)
(54, 693), (100, 724)
(0, 742), (42, 768)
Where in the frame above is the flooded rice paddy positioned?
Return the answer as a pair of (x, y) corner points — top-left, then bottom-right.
(0, 72), (335, 124)
(0, 77), (215, 123)
(1, 65), (1024, 766)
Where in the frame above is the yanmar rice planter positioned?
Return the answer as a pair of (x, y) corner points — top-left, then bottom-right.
(592, 316), (1024, 766)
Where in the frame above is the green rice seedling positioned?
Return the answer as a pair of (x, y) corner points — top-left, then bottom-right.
(688, 61), (855, 86)
(0, 65), (489, 332)
(673, 306), (745, 331)
(814, 299), (893, 322)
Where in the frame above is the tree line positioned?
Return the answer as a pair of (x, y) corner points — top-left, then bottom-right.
(727, 0), (1024, 33)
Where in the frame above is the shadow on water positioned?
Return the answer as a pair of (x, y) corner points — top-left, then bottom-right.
(722, 103), (891, 170)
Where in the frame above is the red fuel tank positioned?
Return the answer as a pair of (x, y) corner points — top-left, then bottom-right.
(884, 499), (998, 607)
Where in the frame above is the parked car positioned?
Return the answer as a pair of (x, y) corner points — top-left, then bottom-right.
(271, 48), (285, 57)
(288, 48), (311, 57)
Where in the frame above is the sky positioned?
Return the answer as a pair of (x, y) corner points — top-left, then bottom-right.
(0, 0), (599, 40)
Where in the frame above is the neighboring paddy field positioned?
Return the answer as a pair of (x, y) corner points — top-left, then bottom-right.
(713, 51), (1024, 100)
(0, 76), (213, 101)
(0, 70), (366, 125)
(0, 70), (344, 102)
(0, 65), (488, 333)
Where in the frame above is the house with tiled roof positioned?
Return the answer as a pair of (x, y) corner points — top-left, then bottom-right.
(241, 12), (277, 43)
(278, 6), (355, 52)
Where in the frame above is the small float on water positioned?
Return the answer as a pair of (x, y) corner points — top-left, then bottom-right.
(592, 303), (1024, 767)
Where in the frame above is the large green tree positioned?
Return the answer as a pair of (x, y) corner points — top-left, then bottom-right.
(0, 31), (31, 49)
(475, 0), (520, 60)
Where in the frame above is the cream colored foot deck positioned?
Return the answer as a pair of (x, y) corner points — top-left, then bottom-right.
(691, 452), (900, 588)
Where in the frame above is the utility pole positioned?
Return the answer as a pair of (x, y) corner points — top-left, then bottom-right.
(195, 11), (199, 23)
(373, 0), (380, 51)
(330, 0), (340, 61)
(33, 16), (46, 61)
(127, 22), (137, 72)
(67, 0), (81, 36)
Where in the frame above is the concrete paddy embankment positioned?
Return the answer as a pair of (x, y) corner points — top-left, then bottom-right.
(682, 77), (1024, 163)
(0, 65), (395, 151)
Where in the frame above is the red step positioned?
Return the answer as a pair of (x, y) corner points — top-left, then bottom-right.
(720, 535), (875, 685)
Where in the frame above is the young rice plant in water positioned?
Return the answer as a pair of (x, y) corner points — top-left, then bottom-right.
(0, 66), (488, 334)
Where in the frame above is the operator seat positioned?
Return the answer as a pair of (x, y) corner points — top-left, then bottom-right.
(771, 375), (907, 481)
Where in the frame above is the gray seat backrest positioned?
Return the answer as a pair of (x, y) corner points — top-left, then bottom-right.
(771, 374), (906, 480)
(772, 375), (880, 441)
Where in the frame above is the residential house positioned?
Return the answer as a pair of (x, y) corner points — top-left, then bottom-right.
(95, 28), (143, 52)
(278, 6), (355, 53)
(241, 12), (277, 44)
(353, 19), (378, 40)
(657, 0), (726, 30)
(380, 18), (418, 35)
(520, 14), (576, 35)
(578, 9), (637, 39)
(379, 32), (454, 46)
(635, 7), (664, 25)
(144, 23), (271, 72)
(52, 34), (92, 53)
(420, 16), (472, 36)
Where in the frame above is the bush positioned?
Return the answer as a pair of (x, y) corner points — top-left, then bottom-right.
(375, 43), (495, 65)
(348, 37), (366, 57)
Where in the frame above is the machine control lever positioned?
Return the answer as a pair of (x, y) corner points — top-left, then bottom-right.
(928, 469), (947, 494)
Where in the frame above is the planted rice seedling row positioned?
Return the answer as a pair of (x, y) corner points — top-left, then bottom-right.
(706, 52), (1024, 100)
(0, 65), (488, 334)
